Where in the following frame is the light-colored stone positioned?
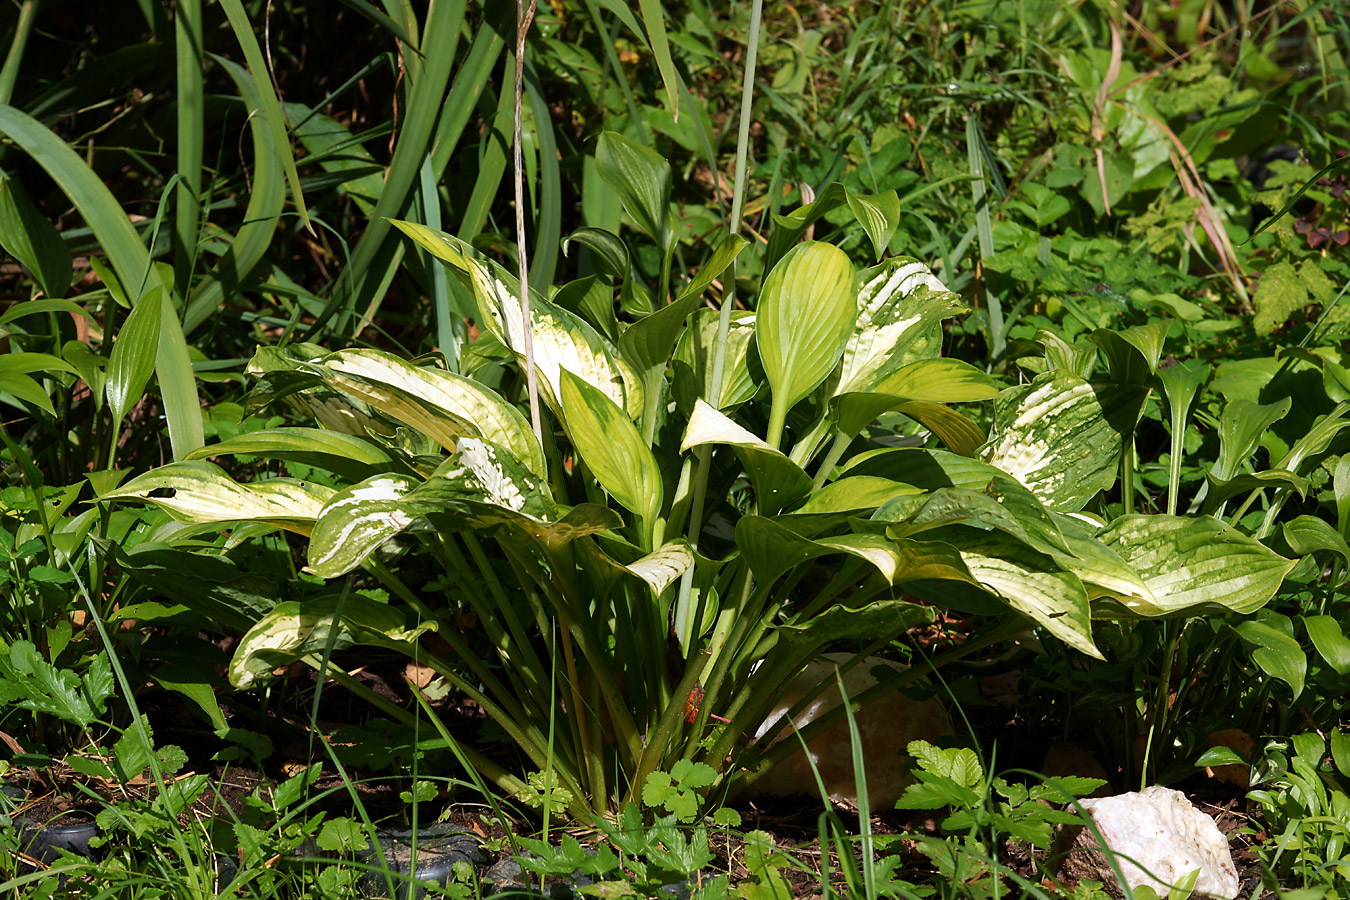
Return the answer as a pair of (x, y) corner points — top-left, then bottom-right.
(1056, 785), (1239, 899)
(747, 654), (950, 808)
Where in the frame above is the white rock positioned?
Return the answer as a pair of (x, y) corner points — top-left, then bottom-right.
(747, 654), (950, 808)
(1056, 785), (1239, 899)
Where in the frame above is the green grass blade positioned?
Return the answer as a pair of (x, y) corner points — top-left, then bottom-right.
(635, 0), (679, 120)
(457, 70), (514, 242)
(0, 0), (38, 106)
(217, 0), (313, 234)
(173, 0), (204, 295)
(525, 60), (560, 292)
(966, 115), (1003, 361)
(304, 0), (467, 339)
(416, 154), (457, 369)
(182, 55), (286, 335)
(428, 8), (507, 176)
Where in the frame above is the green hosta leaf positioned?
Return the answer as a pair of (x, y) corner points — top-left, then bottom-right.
(835, 259), (965, 397)
(1235, 615), (1305, 700)
(595, 131), (673, 252)
(674, 233), (749, 304)
(1211, 398), (1290, 483)
(98, 461), (334, 536)
(943, 530), (1100, 658)
(106, 287), (163, 431)
(1303, 616), (1350, 676)
(228, 595), (431, 689)
(563, 226), (628, 282)
(842, 446), (1012, 492)
(795, 477), (924, 515)
(0, 174), (71, 299)
(983, 370), (1148, 511)
(1087, 321), (1172, 385)
(681, 400), (811, 515)
(560, 368), (661, 526)
(844, 187), (901, 260)
(555, 274), (619, 342)
(315, 349), (546, 479)
(1203, 470), (1308, 513)
(307, 475), (421, 578)
(98, 541), (278, 633)
(889, 401), (987, 457)
(186, 427), (392, 482)
(672, 309), (758, 412)
(1099, 515), (1295, 616)
(878, 475), (1070, 558)
(764, 183), (847, 273)
(757, 242), (858, 446)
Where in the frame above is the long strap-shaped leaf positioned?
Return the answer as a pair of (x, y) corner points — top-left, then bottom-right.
(0, 105), (204, 457)
(216, 0), (312, 234)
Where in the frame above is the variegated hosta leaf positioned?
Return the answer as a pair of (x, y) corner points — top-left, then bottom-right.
(98, 461), (333, 536)
(1050, 513), (1157, 612)
(943, 530), (1101, 658)
(185, 427), (392, 482)
(391, 221), (640, 418)
(834, 258), (965, 396)
(982, 370), (1148, 511)
(246, 345), (382, 438)
(672, 309), (759, 413)
(229, 594), (432, 689)
(757, 241), (858, 443)
(307, 475), (421, 578)
(560, 368), (661, 526)
(594, 540), (694, 598)
(466, 253), (640, 419)
(877, 475), (1070, 559)
(1099, 514), (1296, 616)
(313, 349), (546, 479)
(681, 400), (812, 515)
(737, 515), (918, 586)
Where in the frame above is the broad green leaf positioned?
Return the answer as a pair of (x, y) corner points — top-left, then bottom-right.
(560, 368), (662, 526)
(307, 475), (421, 577)
(672, 308), (758, 412)
(106, 287), (163, 432)
(595, 131), (673, 252)
(879, 475), (1070, 558)
(1203, 470), (1308, 513)
(764, 183), (847, 273)
(555, 274), (619, 342)
(1100, 515), (1295, 616)
(770, 599), (934, 679)
(1235, 617), (1305, 700)
(1157, 360), (1211, 515)
(843, 446), (1013, 491)
(619, 290), (704, 376)
(229, 595), (430, 689)
(1087, 321), (1172, 385)
(835, 259), (964, 397)
(97, 540), (276, 633)
(1034, 329), (1096, 378)
(0, 173), (71, 298)
(186, 427), (392, 482)
(0, 298), (89, 328)
(674, 233), (749, 304)
(562, 226), (628, 281)
(682, 400), (812, 515)
(1283, 514), (1350, 567)
(0, 371), (55, 416)
(834, 359), (999, 446)
(943, 530), (1100, 658)
(757, 242), (858, 447)
(736, 515), (938, 588)
(886, 400), (988, 457)
(98, 461), (333, 536)
(868, 358), (1003, 404)
(794, 477), (924, 515)
(983, 370), (1148, 511)
(1251, 260), (1305, 337)
(1211, 398), (1290, 482)
(844, 188), (901, 260)
(1273, 404), (1350, 474)
(1303, 616), (1350, 676)
(63, 339), (106, 413)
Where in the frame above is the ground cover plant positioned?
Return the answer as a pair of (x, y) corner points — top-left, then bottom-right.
(0, 0), (1348, 897)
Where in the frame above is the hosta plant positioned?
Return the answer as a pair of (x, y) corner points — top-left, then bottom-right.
(99, 135), (1296, 820)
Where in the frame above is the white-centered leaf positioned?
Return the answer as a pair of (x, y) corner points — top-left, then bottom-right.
(1099, 514), (1295, 616)
(97, 461), (333, 536)
(560, 367), (662, 525)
